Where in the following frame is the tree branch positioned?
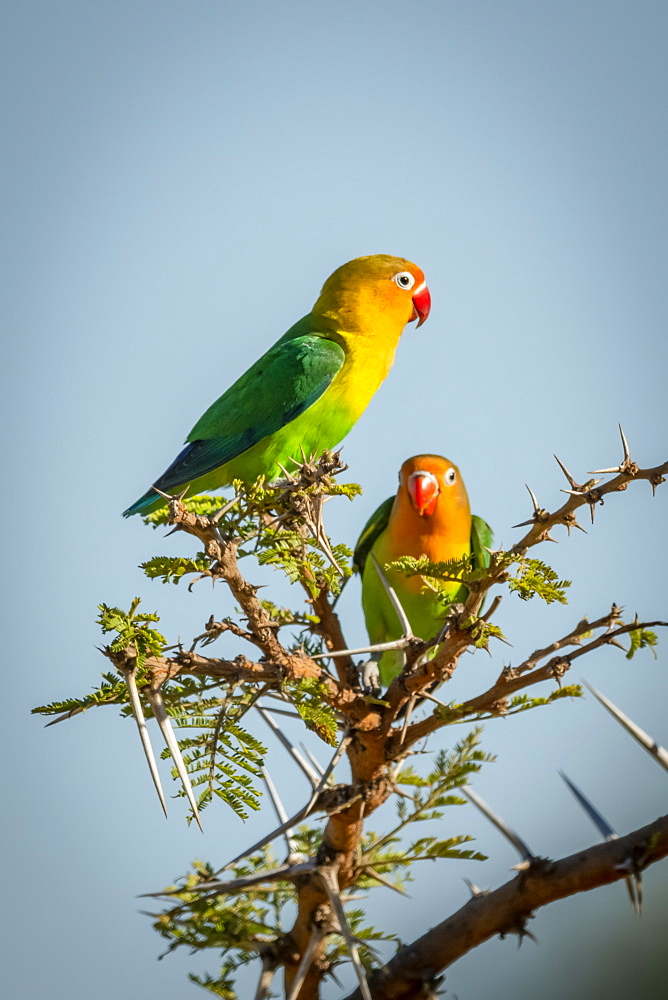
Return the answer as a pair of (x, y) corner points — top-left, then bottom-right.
(344, 813), (668, 1000)
(397, 613), (667, 746)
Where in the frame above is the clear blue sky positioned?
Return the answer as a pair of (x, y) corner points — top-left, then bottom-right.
(2, 2), (667, 997)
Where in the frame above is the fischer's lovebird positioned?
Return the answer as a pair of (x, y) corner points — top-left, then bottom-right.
(123, 255), (430, 517)
(354, 455), (493, 688)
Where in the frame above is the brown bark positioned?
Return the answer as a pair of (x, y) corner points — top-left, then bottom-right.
(344, 814), (668, 999)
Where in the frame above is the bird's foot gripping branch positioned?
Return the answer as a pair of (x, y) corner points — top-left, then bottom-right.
(34, 437), (668, 999)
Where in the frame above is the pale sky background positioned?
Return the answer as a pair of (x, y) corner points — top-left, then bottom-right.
(2, 2), (667, 998)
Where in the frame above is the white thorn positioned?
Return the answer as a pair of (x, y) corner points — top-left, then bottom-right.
(320, 867), (372, 1000)
(122, 668), (167, 818)
(262, 766), (299, 859)
(311, 637), (414, 659)
(256, 707), (320, 788)
(525, 483), (540, 513)
(299, 743), (326, 777)
(364, 867), (410, 897)
(253, 958), (277, 1000)
(371, 554), (414, 639)
(559, 771), (615, 841)
(583, 682), (668, 772)
(147, 688), (203, 831)
(286, 927), (320, 1000)
(208, 735), (352, 878)
(463, 787), (534, 861)
(152, 859), (318, 898)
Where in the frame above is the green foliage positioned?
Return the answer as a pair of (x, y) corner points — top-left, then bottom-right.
(98, 598), (166, 671)
(363, 730), (493, 872)
(256, 523), (352, 598)
(187, 971), (237, 999)
(626, 627), (659, 660)
(286, 677), (339, 745)
(150, 731), (493, 990)
(388, 553), (473, 588)
(141, 553), (212, 585)
(34, 453), (665, 995)
(327, 908), (400, 975)
(152, 848), (289, 961)
(157, 681), (267, 820)
(508, 558), (570, 604)
(504, 684), (582, 715)
(142, 494), (228, 526)
(258, 600), (318, 631)
(458, 616), (507, 650)
(391, 550), (572, 609)
(32, 671), (128, 720)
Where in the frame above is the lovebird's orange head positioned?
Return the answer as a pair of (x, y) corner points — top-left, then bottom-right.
(314, 254), (430, 333)
(397, 454), (471, 536)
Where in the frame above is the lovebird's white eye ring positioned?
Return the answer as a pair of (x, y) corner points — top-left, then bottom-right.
(393, 271), (415, 290)
(444, 467), (457, 486)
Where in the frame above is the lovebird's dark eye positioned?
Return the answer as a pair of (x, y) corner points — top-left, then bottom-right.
(393, 271), (415, 290)
(444, 468), (457, 486)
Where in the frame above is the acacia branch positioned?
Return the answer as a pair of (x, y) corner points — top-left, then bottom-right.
(509, 457), (668, 552)
(90, 446), (668, 999)
(344, 813), (668, 1000)
(397, 613), (667, 746)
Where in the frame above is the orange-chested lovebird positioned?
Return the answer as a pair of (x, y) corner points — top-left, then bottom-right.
(353, 455), (493, 689)
(123, 255), (430, 516)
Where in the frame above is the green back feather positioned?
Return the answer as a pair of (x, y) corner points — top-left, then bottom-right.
(144, 329), (345, 500)
(352, 495), (394, 575)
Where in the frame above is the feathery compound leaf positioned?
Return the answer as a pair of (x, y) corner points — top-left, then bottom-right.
(97, 600), (166, 671)
(387, 553), (472, 587)
(505, 685), (583, 715)
(325, 907), (400, 974)
(141, 553), (212, 584)
(626, 627), (659, 660)
(151, 848), (293, 976)
(508, 558), (570, 604)
(362, 730), (493, 868)
(187, 971), (236, 999)
(287, 678), (339, 745)
(459, 617), (507, 649)
(142, 494), (229, 527)
(32, 672), (128, 719)
(149, 684), (267, 819)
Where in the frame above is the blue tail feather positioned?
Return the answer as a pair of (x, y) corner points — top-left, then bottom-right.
(122, 489), (162, 518)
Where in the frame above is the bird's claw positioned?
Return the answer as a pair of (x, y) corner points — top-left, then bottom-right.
(360, 657), (381, 696)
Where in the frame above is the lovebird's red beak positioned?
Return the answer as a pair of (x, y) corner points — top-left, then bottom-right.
(408, 471), (439, 516)
(410, 282), (431, 327)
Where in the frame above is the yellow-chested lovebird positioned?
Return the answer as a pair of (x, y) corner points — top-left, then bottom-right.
(124, 255), (430, 516)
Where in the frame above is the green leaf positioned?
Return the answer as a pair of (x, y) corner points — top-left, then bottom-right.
(626, 627), (659, 660)
(141, 553), (212, 584)
(287, 677), (339, 745)
(508, 558), (570, 604)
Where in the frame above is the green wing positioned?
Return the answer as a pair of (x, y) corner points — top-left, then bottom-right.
(152, 327), (345, 495)
(353, 495), (395, 575)
(470, 514), (493, 570)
